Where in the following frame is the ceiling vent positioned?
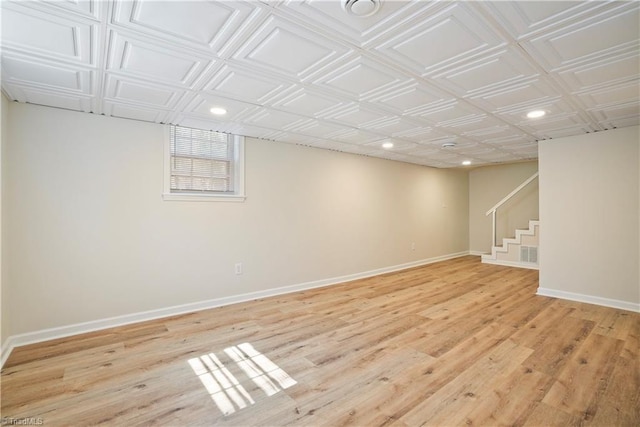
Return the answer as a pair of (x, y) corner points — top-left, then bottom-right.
(343, 0), (381, 17)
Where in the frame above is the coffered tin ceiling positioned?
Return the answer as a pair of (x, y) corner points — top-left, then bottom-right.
(2, 0), (639, 168)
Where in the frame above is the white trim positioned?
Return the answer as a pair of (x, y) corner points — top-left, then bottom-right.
(481, 258), (539, 270)
(162, 193), (246, 202)
(163, 128), (246, 202)
(469, 250), (488, 256)
(487, 221), (539, 259)
(1, 337), (16, 368)
(0, 251), (469, 368)
(537, 287), (640, 313)
(486, 172), (539, 216)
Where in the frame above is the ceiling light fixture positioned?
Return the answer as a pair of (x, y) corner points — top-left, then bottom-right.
(462, 160), (472, 166)
(526, 110), (546, 119)
(382, 142), (394, 149)
(210, 107), (227, 115)
(343, 0), (381, 17)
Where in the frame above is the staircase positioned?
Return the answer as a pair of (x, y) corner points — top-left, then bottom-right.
(481, 171), (539, 270)
(481, 220), (539, 270)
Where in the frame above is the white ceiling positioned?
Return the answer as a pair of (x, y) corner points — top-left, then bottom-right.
(2, 0), (639, 168)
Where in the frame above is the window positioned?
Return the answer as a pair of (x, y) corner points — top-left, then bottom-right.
(163, 125), (245, 202)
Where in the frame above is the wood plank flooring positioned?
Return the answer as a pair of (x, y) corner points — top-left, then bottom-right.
(2, 256), (639, 426)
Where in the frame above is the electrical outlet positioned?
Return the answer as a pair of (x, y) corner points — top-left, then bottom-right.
(411, 242), (416, 251)
(235, 263), (243, 275)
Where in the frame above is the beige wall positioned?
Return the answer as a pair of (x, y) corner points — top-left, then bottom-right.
(468, 161), (539, 253)
(4, 102), (469, 336)
(1, 94), (7, 347)
(539, 126), (640, 306)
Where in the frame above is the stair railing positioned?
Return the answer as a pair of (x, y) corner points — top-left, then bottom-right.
(486, 171), (539, 247)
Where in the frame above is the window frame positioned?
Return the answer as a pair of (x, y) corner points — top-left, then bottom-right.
(162, 125), (245, 202)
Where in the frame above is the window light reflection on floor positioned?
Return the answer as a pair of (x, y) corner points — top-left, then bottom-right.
(188, 342), (297, 416)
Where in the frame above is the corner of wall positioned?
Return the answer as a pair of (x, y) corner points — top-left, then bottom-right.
(538, 126), (640, 306)
(1, 93), (10, 359)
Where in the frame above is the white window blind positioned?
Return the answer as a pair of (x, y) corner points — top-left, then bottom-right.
(170, 125), (235, 194)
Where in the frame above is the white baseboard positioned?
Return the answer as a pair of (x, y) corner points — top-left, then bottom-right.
(537, 287), (640, 313)
(481, 258), (539, 270)
(469, 250), (489, 257)
(0, 251), (469, 368)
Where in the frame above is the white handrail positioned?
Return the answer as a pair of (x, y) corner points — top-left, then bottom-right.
(486, 171), (539, 247)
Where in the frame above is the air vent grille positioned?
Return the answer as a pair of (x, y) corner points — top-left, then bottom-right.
(520, 246), (538, 264)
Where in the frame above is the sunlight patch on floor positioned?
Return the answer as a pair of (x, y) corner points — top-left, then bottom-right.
(188, 342), (296, 416)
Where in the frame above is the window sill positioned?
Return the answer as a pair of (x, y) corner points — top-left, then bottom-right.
(162, 193), (246, 202)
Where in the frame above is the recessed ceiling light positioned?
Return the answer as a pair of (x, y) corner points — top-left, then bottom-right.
(343, 0), (380, 17)
(526, 110), (546, 119)
(462, 160), (472, 166)
(210, 107), (227, 115)
(382, 142), (394, 149)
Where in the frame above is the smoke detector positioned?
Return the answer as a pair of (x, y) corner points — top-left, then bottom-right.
(343, 0), (381, 17)
(442, 141), (456, 148)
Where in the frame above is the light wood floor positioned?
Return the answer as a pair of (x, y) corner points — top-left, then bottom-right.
(2, 256), (639, 426)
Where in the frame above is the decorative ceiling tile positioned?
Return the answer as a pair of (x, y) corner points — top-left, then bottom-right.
(1, 3), (96, 65)
(517, 114), (597, 138)
(324, 104), (391, 128)
(367, 82), (454, 116)
(375, 2), (506, 76)
(231, 15), (350, 81)
(241, 108), (312, 132)
(417, 101), (484, 126)
(183, 93), (259, 122)
(462, 125), (524, 142)
(278, 0), (435, 47)
(480, 1), (604, 40)
(271, 86), (347, 117)
(576, 81), (640, 111)
(470, 150), (522, 163)
(325, 128), (385, 145)
(38, 0), (101, 21)
(172, 114), (230, 133)
(112, 0), (260, 55)
(202, 64), (292, 105)
(2, 55), (91, 94)
(106, 31), (213, 87)
(482, 134), (538, 149)
(437, 115), (506, 135)
(367, 117), (425, 137)
(291, 119), (348, 139)
(468, 78), (563, 114)
(393, 126), (448, 144)
(402, 144), (441, 157)
(496, 98), (583, 125)
(418, 149), (462, 162)
(362, 139), (418, 152)
(431, 48), (540, 97)
(223, 123), (283, 139)
(521, 3), (640, 71)
(595, 115), (640, 131)
(503, 142), (539, 156)
(459, 143), (499, 155)
(589, 102), (640, 128)
(2, 83), (92, 112)
(313, 56), (411, 100)
(1, 0), (638, 168)
(422, 137), (479, 151)
(555, 52), (640, 93)
(104, 74), (183, 109)
(103, 101), (169, 123)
